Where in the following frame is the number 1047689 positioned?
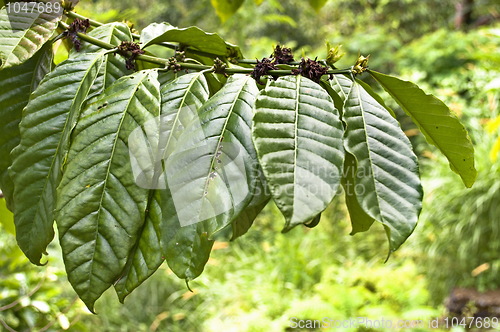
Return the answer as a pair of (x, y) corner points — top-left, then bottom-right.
(5, 1), (62, 15)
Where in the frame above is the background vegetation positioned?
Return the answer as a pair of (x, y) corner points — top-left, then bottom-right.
(1, 0), (499, 330)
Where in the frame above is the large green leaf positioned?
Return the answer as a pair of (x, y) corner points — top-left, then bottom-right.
(140, 22), (241, 58)
(0, 43), (52, 211)
(369, 70), (476, 187)
(8, 25), (133, 257)
(158, 72), (212, 280)
(117, 71), (210, 287)
(0, 2), (62, 69)
(165, 74), (258, 232)
(9, 49), (108, 265)
(343, 82), (423, 251)
(210, 0), (244, 22)
(253, 75), (345, 230)
(113, 70), (189, 302)
(163, 74), (260, 278)
(56, 70), (161, 312)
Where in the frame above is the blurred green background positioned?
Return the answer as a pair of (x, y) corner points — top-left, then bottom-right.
(1, 0), (499, 331)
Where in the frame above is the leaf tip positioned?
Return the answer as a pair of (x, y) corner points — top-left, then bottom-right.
(83, 301), (97, 315)
(185, 279), (193, 292)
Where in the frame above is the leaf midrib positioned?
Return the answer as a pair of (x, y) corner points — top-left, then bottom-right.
(291, 76), (300, 223)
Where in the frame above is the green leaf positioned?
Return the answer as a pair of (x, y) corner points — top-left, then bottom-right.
(56, 70), (161, 312)
(369, 70), (476, 187)
(343, 82), (423, 251)
(323, 76), (375, 234)
(123, 71), (211, 282)
(113, 70), (188, 302)
(165, 74), (258, 231)
(158, 71), (211, 280)
(140, 22), (241, 58)
(253, 75), (345, 230)
(342, 152), (374, 235)
(9, 49), (107, 265)
(0, 2), (62, 69)
(163, 74), (260, 277)
(309, 0), (328, 12)
(210, 0), (244, 22)
(0, 43), (52, 211)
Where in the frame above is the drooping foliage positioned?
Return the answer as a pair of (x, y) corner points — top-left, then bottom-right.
(0, 1), (476, 311)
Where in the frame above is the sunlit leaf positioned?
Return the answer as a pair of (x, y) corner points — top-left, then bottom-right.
(0, 2), (62, 69)
(370, 70), (476, 187)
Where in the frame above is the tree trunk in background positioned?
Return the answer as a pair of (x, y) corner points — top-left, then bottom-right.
(454, 0), (474, 30)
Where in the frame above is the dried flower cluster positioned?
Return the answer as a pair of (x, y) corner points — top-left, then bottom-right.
(292, 58), (329, 83)
(117, 41), (145, 70)
(64, 18), (90, 51)
(272, 45), (295, 64)
(250, 58), (278, 85)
